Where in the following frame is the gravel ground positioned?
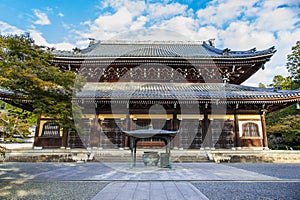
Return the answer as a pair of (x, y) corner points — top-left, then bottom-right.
(193, 182), (300, 200)
(223, 163), (300, 179)
(0, 181), (109, 200)
(0, 162), (113, 180)
(0, 162), (78, 179)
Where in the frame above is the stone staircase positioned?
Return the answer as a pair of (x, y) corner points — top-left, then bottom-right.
(1, 148), (211, 162)
(88, 148), (211, 162)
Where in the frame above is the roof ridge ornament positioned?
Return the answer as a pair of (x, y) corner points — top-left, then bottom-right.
(72, 47), (81, 54)
(208, 38), (215, 47)
(222, 48), (231, 55)
(88, 38), (97, 47)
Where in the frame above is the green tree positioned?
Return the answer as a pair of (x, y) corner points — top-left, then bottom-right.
(286, 40), (300, 89)
(267, 106), (300, 150)
(0, 113), (30, 141)
(268, 75), (293, 90)
(0, 34), (84, 132)
(266, 40), (300, 150)
(259, 82), (266, 88)
(3, 101), (37, 125)
(0, 100), (36, 143)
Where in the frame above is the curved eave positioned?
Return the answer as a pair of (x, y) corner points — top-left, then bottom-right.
(72, 96), (300, 105)
(202, 42), (276, 57)
(53, 52), (275, 61)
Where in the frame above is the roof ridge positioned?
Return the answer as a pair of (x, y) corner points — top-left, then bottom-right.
(99, 40), (204, 45)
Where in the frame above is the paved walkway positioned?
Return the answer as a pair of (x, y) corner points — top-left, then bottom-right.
(75, 163), (278, 200)
(1, 162), (299, 199)
(30, 162), (279, 181)
(92, 181), (208, 200)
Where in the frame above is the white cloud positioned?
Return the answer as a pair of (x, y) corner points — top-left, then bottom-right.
(147, 2), (188, 19)
(219, 21), (276, 49)
(254, 6), (299, 32)
(80, 7), (133, 40)
(77, 1), (194, 41)
(196, 25), (219, 41)
(0, 21), (24, 35)
(153, 16), (197, 40)
(130, 16), (148, 30)
(242, 28), (300, 87)
(95, 7), (132, 31)
(29, 29), (49, 45)
(33, 9), (51, 25)
(244, 65), (288, 87)
(58, 12), (64, 17)
(114, 28), (191, 41)
(0, 21), (74, 51)
(197, 0), (256, 27)
(29, 29), (75, 50)
(99, 0), (145, 17)
(194, 0), (300, 86)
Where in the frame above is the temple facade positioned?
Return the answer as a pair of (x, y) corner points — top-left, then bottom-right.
(2, 40), (300, 149)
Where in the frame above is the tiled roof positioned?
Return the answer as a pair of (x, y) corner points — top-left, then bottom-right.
(74, 82), (300, 104)
(2, 83), (299, 104)
(54, 40), (276, 58)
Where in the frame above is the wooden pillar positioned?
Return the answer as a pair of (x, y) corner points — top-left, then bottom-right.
(202, 107), (210, 148)
(261, 112), (268, 148)
(34, 114), (41, 147)
(94, 114), (101, 148)
(172, 112), (179, 148)
(234, 113), (240, 148)
(124, 114), (131, 148)
(89, 115), (98, 147)
(61, 128), (68, 148)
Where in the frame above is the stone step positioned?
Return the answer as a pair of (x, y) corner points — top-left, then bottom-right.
(2, 149), (211, 162)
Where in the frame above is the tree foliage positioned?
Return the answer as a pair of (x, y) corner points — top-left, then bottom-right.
(0, 101), (35, 142)
(2, 101), (37, 125)
(266, 40), (300, 150)
(0, 112), (30, 140)
(268, 75), (293, 90)
(267, 106), (300, 150)
(258, 82), (266, 88)
(0, 34), (84, 131)
(286, 40), (300, 89)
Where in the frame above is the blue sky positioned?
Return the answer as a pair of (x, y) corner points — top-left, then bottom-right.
(0, 0), (299, 86)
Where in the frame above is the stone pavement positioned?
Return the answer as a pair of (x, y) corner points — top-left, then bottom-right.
(92, 181), (208, 200)
(0, 162), (300, 199)
(29, 162), (280, 181)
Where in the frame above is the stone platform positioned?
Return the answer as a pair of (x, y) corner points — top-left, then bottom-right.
(2, 148), (300, 163)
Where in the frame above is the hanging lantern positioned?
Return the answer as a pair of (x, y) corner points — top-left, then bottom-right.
(0, 102), (5, 110)
(296, 102), (300, 110)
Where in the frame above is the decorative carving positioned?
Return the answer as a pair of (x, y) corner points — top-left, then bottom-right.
(77, 65), (219, 82)
(219, 65), (242, 83)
